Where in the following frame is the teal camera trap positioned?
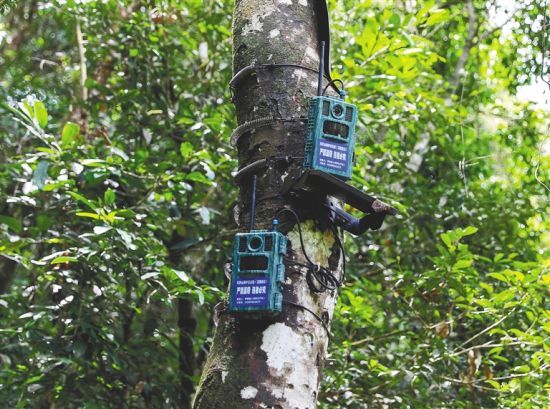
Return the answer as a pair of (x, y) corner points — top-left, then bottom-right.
(229, 176), (287, 314)
(303, 41), (358, 180)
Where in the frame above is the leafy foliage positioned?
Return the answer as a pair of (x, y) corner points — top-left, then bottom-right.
(0, 0), (548, 408)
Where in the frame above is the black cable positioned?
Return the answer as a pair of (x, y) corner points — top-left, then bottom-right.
(328, 217), (347, 285)
(322, 78), (345, 96)
(230, 63), (336, 90)
(275, 207), (346, 294)
(283, 300), (332, 339)
(234, 155), (304, 181)
(230, 116), (307, 146)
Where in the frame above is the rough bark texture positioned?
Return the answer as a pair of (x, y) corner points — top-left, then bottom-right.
(193, 1), (342, 408)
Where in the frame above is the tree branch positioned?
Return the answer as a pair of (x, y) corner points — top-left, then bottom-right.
(76, 18), (88, 101)
(449, 0), (478, 89)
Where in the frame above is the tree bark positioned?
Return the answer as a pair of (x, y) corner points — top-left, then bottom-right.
(178, 298), (197, 409)
(193, 1), (342, 408)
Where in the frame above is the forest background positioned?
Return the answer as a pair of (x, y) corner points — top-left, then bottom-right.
(0, 0), (548, 408)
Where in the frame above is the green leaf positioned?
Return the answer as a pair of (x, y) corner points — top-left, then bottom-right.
(34, 101), (48, 129)
(415, 0), (435, 22)
(174, 269), (190, 282)
(32, 161), (49, 190)
(104, 189), (116, 206)
(24, 375), (44, 385)
(504, 269), (524, 282)
(488, 272), (508, 283)
(462, 226), (478, 237)
(180, 142), (193, 159)
(67, 191), (96, 210)
(440, 232), (455, 252)
(75, 212), (100, 220)
(493, 288), (516, 305)
(425, 9), (450, 26)
(61, 122), (80, 147)
(479, 282), (493, 294)
(186, 171), (211, 184)
(0, 215), (22, 233)
(81, 159), (106, 167)
(177, 117), (195, 125)
(20, 99), (34, 119)
(196, 289), (204, 305)
(51, 256), (78, 264)
(452, 259), (473, 270)
(486, 380), (500, 390)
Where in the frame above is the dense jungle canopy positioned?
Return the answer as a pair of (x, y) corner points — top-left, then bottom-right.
(0, 0), (548, 408)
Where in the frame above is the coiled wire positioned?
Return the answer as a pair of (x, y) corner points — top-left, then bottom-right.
(275, 207), (346, 293)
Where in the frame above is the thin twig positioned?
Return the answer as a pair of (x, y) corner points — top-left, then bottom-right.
(540, 0), (549, 87)
(474, 7), (520, 45)
(457, 296), (525, 349)
(349, 329), (410, 346)
(450, 340), (539, 357)
(534, 133), (550, 193)
(76, 18), (88, 101)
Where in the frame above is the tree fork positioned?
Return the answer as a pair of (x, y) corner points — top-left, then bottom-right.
(193, 1), (342, 408)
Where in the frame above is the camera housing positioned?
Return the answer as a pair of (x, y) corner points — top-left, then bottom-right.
(303, 95), (358, 180)
(229, 229), (287, 314)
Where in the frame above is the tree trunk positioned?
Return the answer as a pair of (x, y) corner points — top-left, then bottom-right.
(178, 298), (197, 409)
(193, 1), (342, 408)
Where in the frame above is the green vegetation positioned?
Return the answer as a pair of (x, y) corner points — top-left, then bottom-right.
(0, 0), (548, 408)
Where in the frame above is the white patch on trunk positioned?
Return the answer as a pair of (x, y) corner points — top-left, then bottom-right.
(269, 29), (281, 38)
(299, 0), (308, 5)
(278, 0), (293, 4)
(287, 221), (334, 265)
(262, 323), (296, 371)
(240, 386), (258, 399)
(293, 69), (308, 80)
(261, 323), (318, 408)
(221, 370), (228, 383)
(241, 5), (276, 36)
(304, 46), (319, 63)
(322, 293), (337, 319)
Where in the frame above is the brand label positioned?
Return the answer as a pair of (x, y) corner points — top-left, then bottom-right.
(316, 139), (349, 172)
(233, 276), (269, 307)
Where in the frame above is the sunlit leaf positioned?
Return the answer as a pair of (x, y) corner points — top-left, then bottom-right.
(61, 122), (80, 147)
(33, 101), (48, 129)
(51, 256), (78, 264)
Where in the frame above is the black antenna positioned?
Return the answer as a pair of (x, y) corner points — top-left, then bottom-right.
(249, 174), (257, 231)
(317, 41), (325, 96)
